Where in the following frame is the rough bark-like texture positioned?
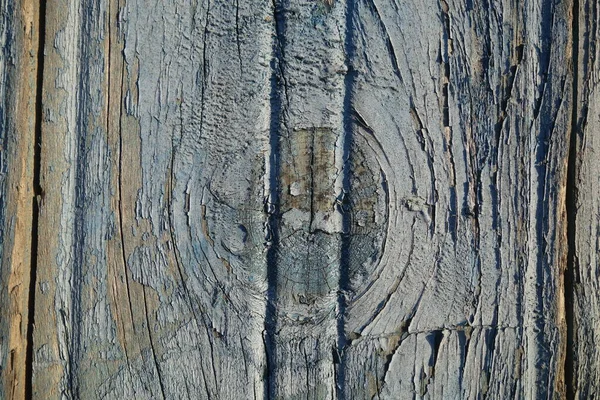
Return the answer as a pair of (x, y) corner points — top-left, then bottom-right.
(0, 1), (39, 398)
(570, 0), (600, 398)
(0, 0), (586, 399)
(341, 0), (572, 398)
(33, 0), (272, 398)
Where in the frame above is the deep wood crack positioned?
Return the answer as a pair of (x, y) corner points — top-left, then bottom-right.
(565, 0), (580, 398)
(25, 0), (47, 397)
(264, 1), (285, 398)
(336, 1), (356, 398)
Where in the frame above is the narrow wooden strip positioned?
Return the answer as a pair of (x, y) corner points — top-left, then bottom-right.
(0, 1), (39, 398)
(116, 0), (274, 398)
(570, 0), (600, 397)
(268, 0), (348, 398)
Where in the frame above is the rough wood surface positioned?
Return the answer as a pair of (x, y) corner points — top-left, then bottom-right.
(569, 0), (600, 398)
(0, 0), (39, 398)
(341, 0), (572, 398)
(0, 0), (591, 399)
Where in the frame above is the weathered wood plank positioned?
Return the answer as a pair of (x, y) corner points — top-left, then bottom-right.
(267, 1), (347, 398)
(2, 0), (582, 398)
(118, 0), (273, 397)
(341, 0), (572, 398)
(33, 0), (274, 398)
(0, 1), (39, 398)
(32, 0), (116, 396)
(569, 0), (600, 397)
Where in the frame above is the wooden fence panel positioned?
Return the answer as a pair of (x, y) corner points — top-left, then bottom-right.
(0, 0), (590, 399)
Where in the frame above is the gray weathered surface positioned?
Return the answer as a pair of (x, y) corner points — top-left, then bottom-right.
(569, 0), (600, 398)
(0, 0), (590, 398)
(341, 0), (572, 398)
(33, 0), (272, 398)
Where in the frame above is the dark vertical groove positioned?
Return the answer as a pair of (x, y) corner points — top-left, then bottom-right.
(25, 0), (47, 397)
(0, 3), (13, 395)
(337, 0), (356, 398)
(68, 3), (99, 395)
(565, 0), (579, 398)
(529, 2), (555, 395)
(264, 0), (285, 398)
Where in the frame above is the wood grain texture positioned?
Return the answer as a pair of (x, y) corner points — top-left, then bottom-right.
(267, 1), (347, 398)
(569, 0), (600, 398)
(0, 0), (39, 398)
(0, 0), (587, 398)
(340, 0), (573, 398)
(33, 0), (273, 398)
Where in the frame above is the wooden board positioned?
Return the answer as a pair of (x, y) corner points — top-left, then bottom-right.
(0, 0), (591, 398)
(569, 0), (600, 397)
(341, 0), (572, 398)
(0, 0), (40, 398)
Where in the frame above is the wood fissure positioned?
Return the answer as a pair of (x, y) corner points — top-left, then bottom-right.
(115, 0), (137, 381)
(264, 1), (285, 398)
(0, 0), (41, 397)
(336, 0), (356, 396)
(565, 0), (580, 398)
(24, 0), (46, 397)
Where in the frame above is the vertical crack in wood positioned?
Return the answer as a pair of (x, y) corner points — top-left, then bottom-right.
(25, 0), (47, 397)
(69, 9), (86, 396)
(113, 0), (136, 379)
(565, 0), (580, 398)
(140, 286), (167, 400)
(336, 0), (355, 397)
(264, 1), (285, 397)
